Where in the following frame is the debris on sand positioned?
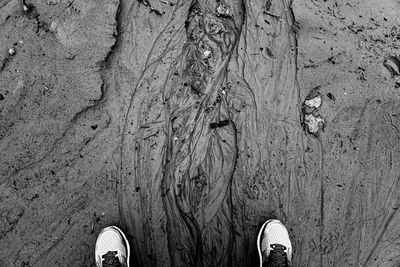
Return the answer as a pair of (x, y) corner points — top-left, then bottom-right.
(137, 0), (150, 6)
(327, 93), (335, 101)
(301, 87), (326, 136)
(263, 10), (281, 21)
(159, 0), (174, 6)
(383, 56), (400, 77)
(1, 47), (16, 70)
(265, 47), (275, 58)
(210, 120), (230, 129)
(216, 4), (231, 17)
(357, 66), (366, 81)
(150, 8), (162, 16)
(138, 0), (163, 16)
(265, 0), (272, 11)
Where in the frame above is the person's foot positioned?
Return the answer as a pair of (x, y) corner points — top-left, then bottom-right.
(257, 219), (292, 267)
(95, 226), (130, 267)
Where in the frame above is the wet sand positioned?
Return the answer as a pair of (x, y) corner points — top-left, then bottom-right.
(0, 0), (399, 266)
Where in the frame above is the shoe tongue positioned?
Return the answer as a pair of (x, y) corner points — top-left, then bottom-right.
(270, 244), (287, 250)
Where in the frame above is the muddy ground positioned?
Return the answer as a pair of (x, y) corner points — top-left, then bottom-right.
(0, 0), (400, 266)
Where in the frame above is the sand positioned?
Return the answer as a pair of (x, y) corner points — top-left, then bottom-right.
(0, 0), (399, 266)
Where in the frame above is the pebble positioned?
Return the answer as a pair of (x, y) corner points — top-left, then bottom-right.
(305, 114), (325, 133)
(304, 96), (322, 108)
(8, 47), (15, 55)
(203, 50), (211, 59)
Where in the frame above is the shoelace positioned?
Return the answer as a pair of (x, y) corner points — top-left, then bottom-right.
(266, 244), (289, 267)
(102, 251), (123, 267)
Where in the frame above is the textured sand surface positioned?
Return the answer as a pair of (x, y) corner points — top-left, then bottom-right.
(0, 0), (399, 266)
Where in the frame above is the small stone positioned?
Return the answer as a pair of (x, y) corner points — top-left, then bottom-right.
(305, 114), (325, 133)
(203, 50), (211, 59)
(8, 47), (15, 55)
(304, 95), (322, 108)
(22, 5), (29, 12)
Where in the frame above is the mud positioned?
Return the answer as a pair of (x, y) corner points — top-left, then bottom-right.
(1, 0), (399, 266)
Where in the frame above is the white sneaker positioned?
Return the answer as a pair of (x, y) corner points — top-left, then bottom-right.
(95, 226), (130, 267)
(257, 219), (292, 267)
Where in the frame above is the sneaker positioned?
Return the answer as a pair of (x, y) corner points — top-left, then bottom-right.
(257, 219), (292, 267)
(95, 226), (130, 267)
